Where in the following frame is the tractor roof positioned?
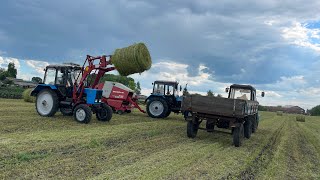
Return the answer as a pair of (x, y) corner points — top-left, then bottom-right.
(46, 63), (81, 70)
(154, 80), (178, 85)
(230, 84), (256, 91)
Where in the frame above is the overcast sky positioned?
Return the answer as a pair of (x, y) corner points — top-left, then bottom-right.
(1, 0), (320, 109)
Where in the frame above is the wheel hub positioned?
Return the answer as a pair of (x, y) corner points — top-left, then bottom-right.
(37, 92), (54, 116)
(76, 109), (86, 121)
(149, 101), (164, 116)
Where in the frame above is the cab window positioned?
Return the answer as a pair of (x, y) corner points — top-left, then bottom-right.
(44, 68), (56, 85)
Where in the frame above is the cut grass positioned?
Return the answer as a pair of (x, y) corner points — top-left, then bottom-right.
(0, 99), (319, 179)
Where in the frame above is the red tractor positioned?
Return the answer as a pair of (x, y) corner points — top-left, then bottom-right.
(97, 81), (146, 114)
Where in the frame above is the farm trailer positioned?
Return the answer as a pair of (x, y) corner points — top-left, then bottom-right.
(181, 84), (264, 147)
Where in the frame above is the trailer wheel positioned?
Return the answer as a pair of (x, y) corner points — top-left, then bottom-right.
(73, 104), (92, 124)
(146, 97), (169, 118)
(60, 108), (73, 116)
(117, 110), (124, 115)
(206, 120), (214, 132)
(187, 121), (199, 138)
(96, 104), (113, 122)
(125, 110), (132, 113)
(233, 123), (244, 147)
(244, 119), (252, 138)
(36, 89), (59, 117)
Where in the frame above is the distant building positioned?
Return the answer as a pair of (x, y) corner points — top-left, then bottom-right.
(6, 77), (37, 88)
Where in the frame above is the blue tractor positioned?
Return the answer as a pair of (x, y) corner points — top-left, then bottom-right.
(31, 55), (114, 124)
(146, 80), (183, 118)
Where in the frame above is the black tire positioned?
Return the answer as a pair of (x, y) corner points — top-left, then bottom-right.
(146, 97), (169, 118)
(96, 103), (113, 122)
(73, 104), (92, 124)
(60, 108), (73, 116)
(164, 110), (171, 118)
(35, 89), (59, 117)
(206, 120), (214, 132)
(117, 110), (124, 115)
(244, 119), (252, 139)
(233, 123), (244, 147)
(252, 115), (258, 133)
(187, 120), (199, 138)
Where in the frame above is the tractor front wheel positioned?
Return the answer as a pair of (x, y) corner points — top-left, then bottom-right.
(146, 97), (169, 118)
(73, 104), (92, 124)
(96, 104), (113, 122)
(36, 89), (59, 117)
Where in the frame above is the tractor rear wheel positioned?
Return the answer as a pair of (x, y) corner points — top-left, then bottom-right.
(73, 104), (92, 124)
(252, 115), (259, 133)
(233, 123), (244, 147)
(96, 103), (113, 122)
(60, 108), (73, 116)
(146, 97), (169, 118)
(244, 119), (252, 139)
(36, 89), (59, 117)
(164, 110), (171, 118)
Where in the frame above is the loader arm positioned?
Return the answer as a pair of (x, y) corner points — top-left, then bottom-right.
(72, 55), (115, 103)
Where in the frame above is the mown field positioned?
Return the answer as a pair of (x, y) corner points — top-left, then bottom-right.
(0, 99), (320, 179)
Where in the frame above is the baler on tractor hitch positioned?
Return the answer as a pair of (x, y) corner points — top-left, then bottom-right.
(97, 81), (146, 114)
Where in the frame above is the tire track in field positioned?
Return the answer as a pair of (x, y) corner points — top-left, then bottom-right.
(222, 118), (286, 180)
(285, 120), (320, 178)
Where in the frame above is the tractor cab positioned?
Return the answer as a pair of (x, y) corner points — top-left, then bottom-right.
(42, 63), (82, 98)
(152, 80), (180, 97)
(146, 80), (183, 118)
(226, 84), (264, 101)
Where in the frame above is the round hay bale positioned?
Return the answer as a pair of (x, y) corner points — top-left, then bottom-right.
(276, 111), (283, 116)
(112, 43), (152, 76)
(296, 115), (306, 122)
(23, 88), (35, 103)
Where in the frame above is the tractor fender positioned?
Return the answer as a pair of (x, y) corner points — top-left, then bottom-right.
(145, 94), (166, 103)
(31, 84), (58, 96)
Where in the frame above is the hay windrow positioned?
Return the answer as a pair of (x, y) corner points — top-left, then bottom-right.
(112, 43), (152, 76)
(23, 88), (36, 103)
(296, 115), (306, 122)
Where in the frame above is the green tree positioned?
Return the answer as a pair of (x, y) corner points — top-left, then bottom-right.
(258, 105), (267, 111)
(7, 63), (17, 78)
(207, 90), (214, 97)
(32, 77), (42, 83)
(309, 105), (320, 116)
(135, 81), (141, 95)
(0, 71), (7, 81)
(128, 80), (136, 90)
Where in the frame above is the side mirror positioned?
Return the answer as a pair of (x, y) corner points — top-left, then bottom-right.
(261, 92), (265, 97)
(225, 87), (229, 93)
(152, 83), (154, 85)
(180, 85), (182, 91)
